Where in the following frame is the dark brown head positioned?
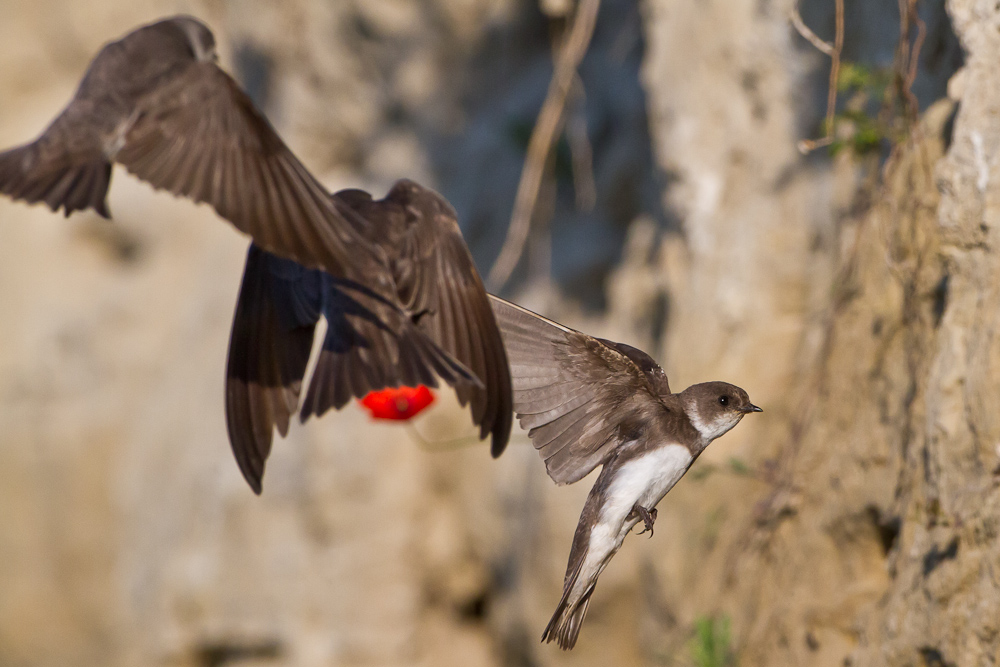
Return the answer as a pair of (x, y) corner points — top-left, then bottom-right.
(679, 381), (761, 443)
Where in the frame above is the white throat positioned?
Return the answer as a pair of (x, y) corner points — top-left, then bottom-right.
(685, 400), (741, 446)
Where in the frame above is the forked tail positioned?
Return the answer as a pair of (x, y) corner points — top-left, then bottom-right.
(0, 143), (111, 218)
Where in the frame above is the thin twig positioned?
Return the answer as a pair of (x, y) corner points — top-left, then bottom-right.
(900, 0), (925, 123)
(879, 0), (927, 187)
(790, 5), (833, 55)
(796, 0), (844, 154)
(487, 0), (601, 291)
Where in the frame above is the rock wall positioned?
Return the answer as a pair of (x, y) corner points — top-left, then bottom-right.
(1, 0), (997, 666)
(636, 0), (1000, 665)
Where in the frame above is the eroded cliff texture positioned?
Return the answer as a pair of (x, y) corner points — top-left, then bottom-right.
(0, 0), (997, 666)
(638, 0), (1000, 665)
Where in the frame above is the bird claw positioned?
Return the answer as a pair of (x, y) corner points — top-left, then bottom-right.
(629, 505), (657, 537)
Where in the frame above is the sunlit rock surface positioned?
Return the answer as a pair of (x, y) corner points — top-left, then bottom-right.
(1, 1), (991, 666)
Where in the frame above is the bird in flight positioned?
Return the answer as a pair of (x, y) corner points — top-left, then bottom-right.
(226, 181), (512, 493)
(490, 295), (761, 650)
(0, 16), (512, 491)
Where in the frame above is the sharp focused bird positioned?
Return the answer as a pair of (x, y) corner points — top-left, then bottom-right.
(489, 295), (761, 650)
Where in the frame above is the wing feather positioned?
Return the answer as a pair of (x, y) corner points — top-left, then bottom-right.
(490, 295), (669, 484)
(332, 181), (513, 456)
(116, 62), (383, 280)
(226, 245), (317, 493)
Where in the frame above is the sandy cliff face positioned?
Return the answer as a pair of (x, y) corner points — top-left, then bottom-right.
(0, 0), (995, 666)
(638, 0), (1000, 665)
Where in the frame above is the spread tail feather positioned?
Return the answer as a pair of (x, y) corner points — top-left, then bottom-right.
(0, 143), (111, 218)
(541, 586), (595, 650)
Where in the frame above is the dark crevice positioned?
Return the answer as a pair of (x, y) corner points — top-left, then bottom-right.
(919, 646), (956, 667)
(866, 505), (901, 556)
(457, 589), (491, 622)
(195, 639), (283, 667)
(941, 102), (959, 151)
(932, 273), (949, 327)
(922, 536), (959, 576)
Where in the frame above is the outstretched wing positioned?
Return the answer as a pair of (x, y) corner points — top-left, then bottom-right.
(226, 244), (478, 494)
(489, 295), (669, 484)
(332, 180), (513, 457)
(225, 245), (317, 493)
(117, 62), (386, 282)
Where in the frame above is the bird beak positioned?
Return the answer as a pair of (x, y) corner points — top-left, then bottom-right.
(743, 404), (763, 413)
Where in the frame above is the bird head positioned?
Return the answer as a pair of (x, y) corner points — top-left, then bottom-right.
(680, 381), (761, 444)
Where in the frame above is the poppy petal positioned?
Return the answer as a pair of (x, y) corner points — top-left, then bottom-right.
(359, 385), (435, 420)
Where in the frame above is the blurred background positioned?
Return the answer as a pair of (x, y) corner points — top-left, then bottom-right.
(2, 0), (998, 665)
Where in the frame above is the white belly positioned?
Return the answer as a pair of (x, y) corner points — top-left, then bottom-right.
(583, 444), (694, 572)
(602, 443), (693, 525)
(565, 443), (695, 607)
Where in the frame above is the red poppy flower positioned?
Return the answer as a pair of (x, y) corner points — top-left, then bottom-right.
(359, 385), (435, 421)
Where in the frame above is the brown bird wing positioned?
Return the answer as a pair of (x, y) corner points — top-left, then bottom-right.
(225, 245), (315, 493)
(489, 295), (669, 484)
(116, 61), (384, 282)
(226, 244), (479, 494)
(0, 17), (195, 219)
(332, 181), (513, 457)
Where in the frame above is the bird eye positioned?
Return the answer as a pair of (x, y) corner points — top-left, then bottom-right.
(718, 396), (729, 406)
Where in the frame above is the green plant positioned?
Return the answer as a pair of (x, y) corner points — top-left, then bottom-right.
(689, 457), (755, 482)
(688, 615), (735, 667)
(828, 62), (895, 157)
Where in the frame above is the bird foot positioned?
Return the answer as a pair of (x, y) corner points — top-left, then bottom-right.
(629, 504), (657, 537)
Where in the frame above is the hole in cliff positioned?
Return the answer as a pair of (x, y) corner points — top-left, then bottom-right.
(195, 639), (283, 667)
(75, 219), (146, 266)
(919, 646), (956, 667)
(457, 589), (491, 622)
(941, 102), (958, 151)
(922, 536), (959, 576)
(866, 505), (901, 556)
(932, 273), (949, 327)
(871, 316), (884, 336)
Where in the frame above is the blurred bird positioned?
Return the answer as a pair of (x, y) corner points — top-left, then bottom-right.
(490, 296), (761, 650)
(0, 15), (379, 276)
(0, 16), (513, 491)
(228, 188), (513, 492)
